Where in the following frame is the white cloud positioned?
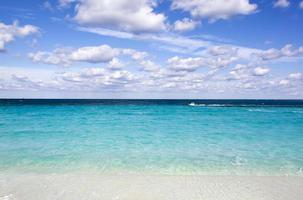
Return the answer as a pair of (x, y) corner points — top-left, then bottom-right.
(226, 64), (250, 80)
(207, 45), (238, 56)
(28, 48), (72, 66)
(167, 54), (237, 72)
(207, 56), (239, 69)
(73, 0), (167, 33)
(81, 68), (106, 77)
(171, 0), (257, 22)
(70, 45), (119, 63)
(58, 0), (76, 8)
(253, 67), (270, 76)
(234, 64), (247, 70)
(288, 73), (302, 80)
(2, 63), (302, 97)
(61, 67), (137, 89)
(255, 44), (303, 61)
(274, 0), (290, 8)
(0, 21), (39, 51)
(300, 1), (303, 9)
(108, 58), (124, 70)
(29, 44), (145, 66)
(167, 46), (240, 72)
(173, 18), (200, 32)
(139, 60), (160, 72)
(122, 49), (148, 60)
(167, 56), (205, 72)
(280, 44), (299, 57)
(241, 82), (255, 89)
(225, 64), (271, 83)
(255, 48), (281, 60)
(279, 79), (290, 86)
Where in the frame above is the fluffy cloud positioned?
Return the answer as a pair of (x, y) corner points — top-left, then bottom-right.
(225, 64), (271, 82)
(0, 21), (39, 51)
(207, 56), (238, 69)
(288, 73), (302, 80)
(70, 45), (119, 63)
(207, 45), (238, 56)
(29, 44), (146, 66)
(0, 66), (138, 93)
(2, 62), (302, 97)
(122, 49), (148, 60)
(255, 44), (303, 61)
(167, 54), (238, 72)
(300, 1), (303, 9)
(61, 67), (137, 89)
(139, 60), (160, 72)
(72, 0), (167, 33)
(171, 0), (257, 22)
(108, 58), (125, 70)
(173, 18), (200, 32)
(274, 0), (290, 8)
(167, 56), (205, 72)
(28, 48), (72, 66)
(253, 67), (270, 76)
(279, 79), (290, 86)
(227, 64), (249, 80)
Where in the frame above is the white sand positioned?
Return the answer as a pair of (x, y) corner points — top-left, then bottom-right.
(0, 173), (302, 200)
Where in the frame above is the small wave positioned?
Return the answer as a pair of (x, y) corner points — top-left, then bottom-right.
(247, 108), (303, 113)
(206, 104), (227, 107)
(187, 102), (303, 108)
(246, 108), (276, 113)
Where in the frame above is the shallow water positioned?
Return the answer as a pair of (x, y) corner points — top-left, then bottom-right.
(0, 100), (303, 175)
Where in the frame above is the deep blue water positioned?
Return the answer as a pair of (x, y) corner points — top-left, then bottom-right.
(0, 99), (303, 175)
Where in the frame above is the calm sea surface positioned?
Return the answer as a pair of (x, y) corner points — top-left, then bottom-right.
(0, 99), (303, 175)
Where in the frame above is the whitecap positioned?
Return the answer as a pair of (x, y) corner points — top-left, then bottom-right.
(188, 102), (206, 107)
(246, 108), (276, 113)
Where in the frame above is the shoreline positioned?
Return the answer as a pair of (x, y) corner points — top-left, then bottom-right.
(1, 172), (302, 200)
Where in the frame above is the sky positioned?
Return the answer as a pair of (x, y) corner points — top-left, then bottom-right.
(0, 0), (303, 99)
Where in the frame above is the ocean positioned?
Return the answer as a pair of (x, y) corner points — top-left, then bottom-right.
(0, 99), (303, 175)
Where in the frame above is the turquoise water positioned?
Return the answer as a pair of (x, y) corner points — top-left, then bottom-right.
(1, 101), (303, 175)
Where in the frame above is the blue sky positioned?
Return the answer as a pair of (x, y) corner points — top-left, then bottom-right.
(0, 0), (303, 99)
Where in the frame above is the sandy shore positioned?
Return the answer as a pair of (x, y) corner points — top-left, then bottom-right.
(0, 173), (302, 200)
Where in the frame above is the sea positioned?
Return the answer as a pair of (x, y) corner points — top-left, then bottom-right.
(0, 99), (302, 176)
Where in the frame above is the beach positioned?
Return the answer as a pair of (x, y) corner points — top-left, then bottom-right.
(1, 172), (303, 200)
